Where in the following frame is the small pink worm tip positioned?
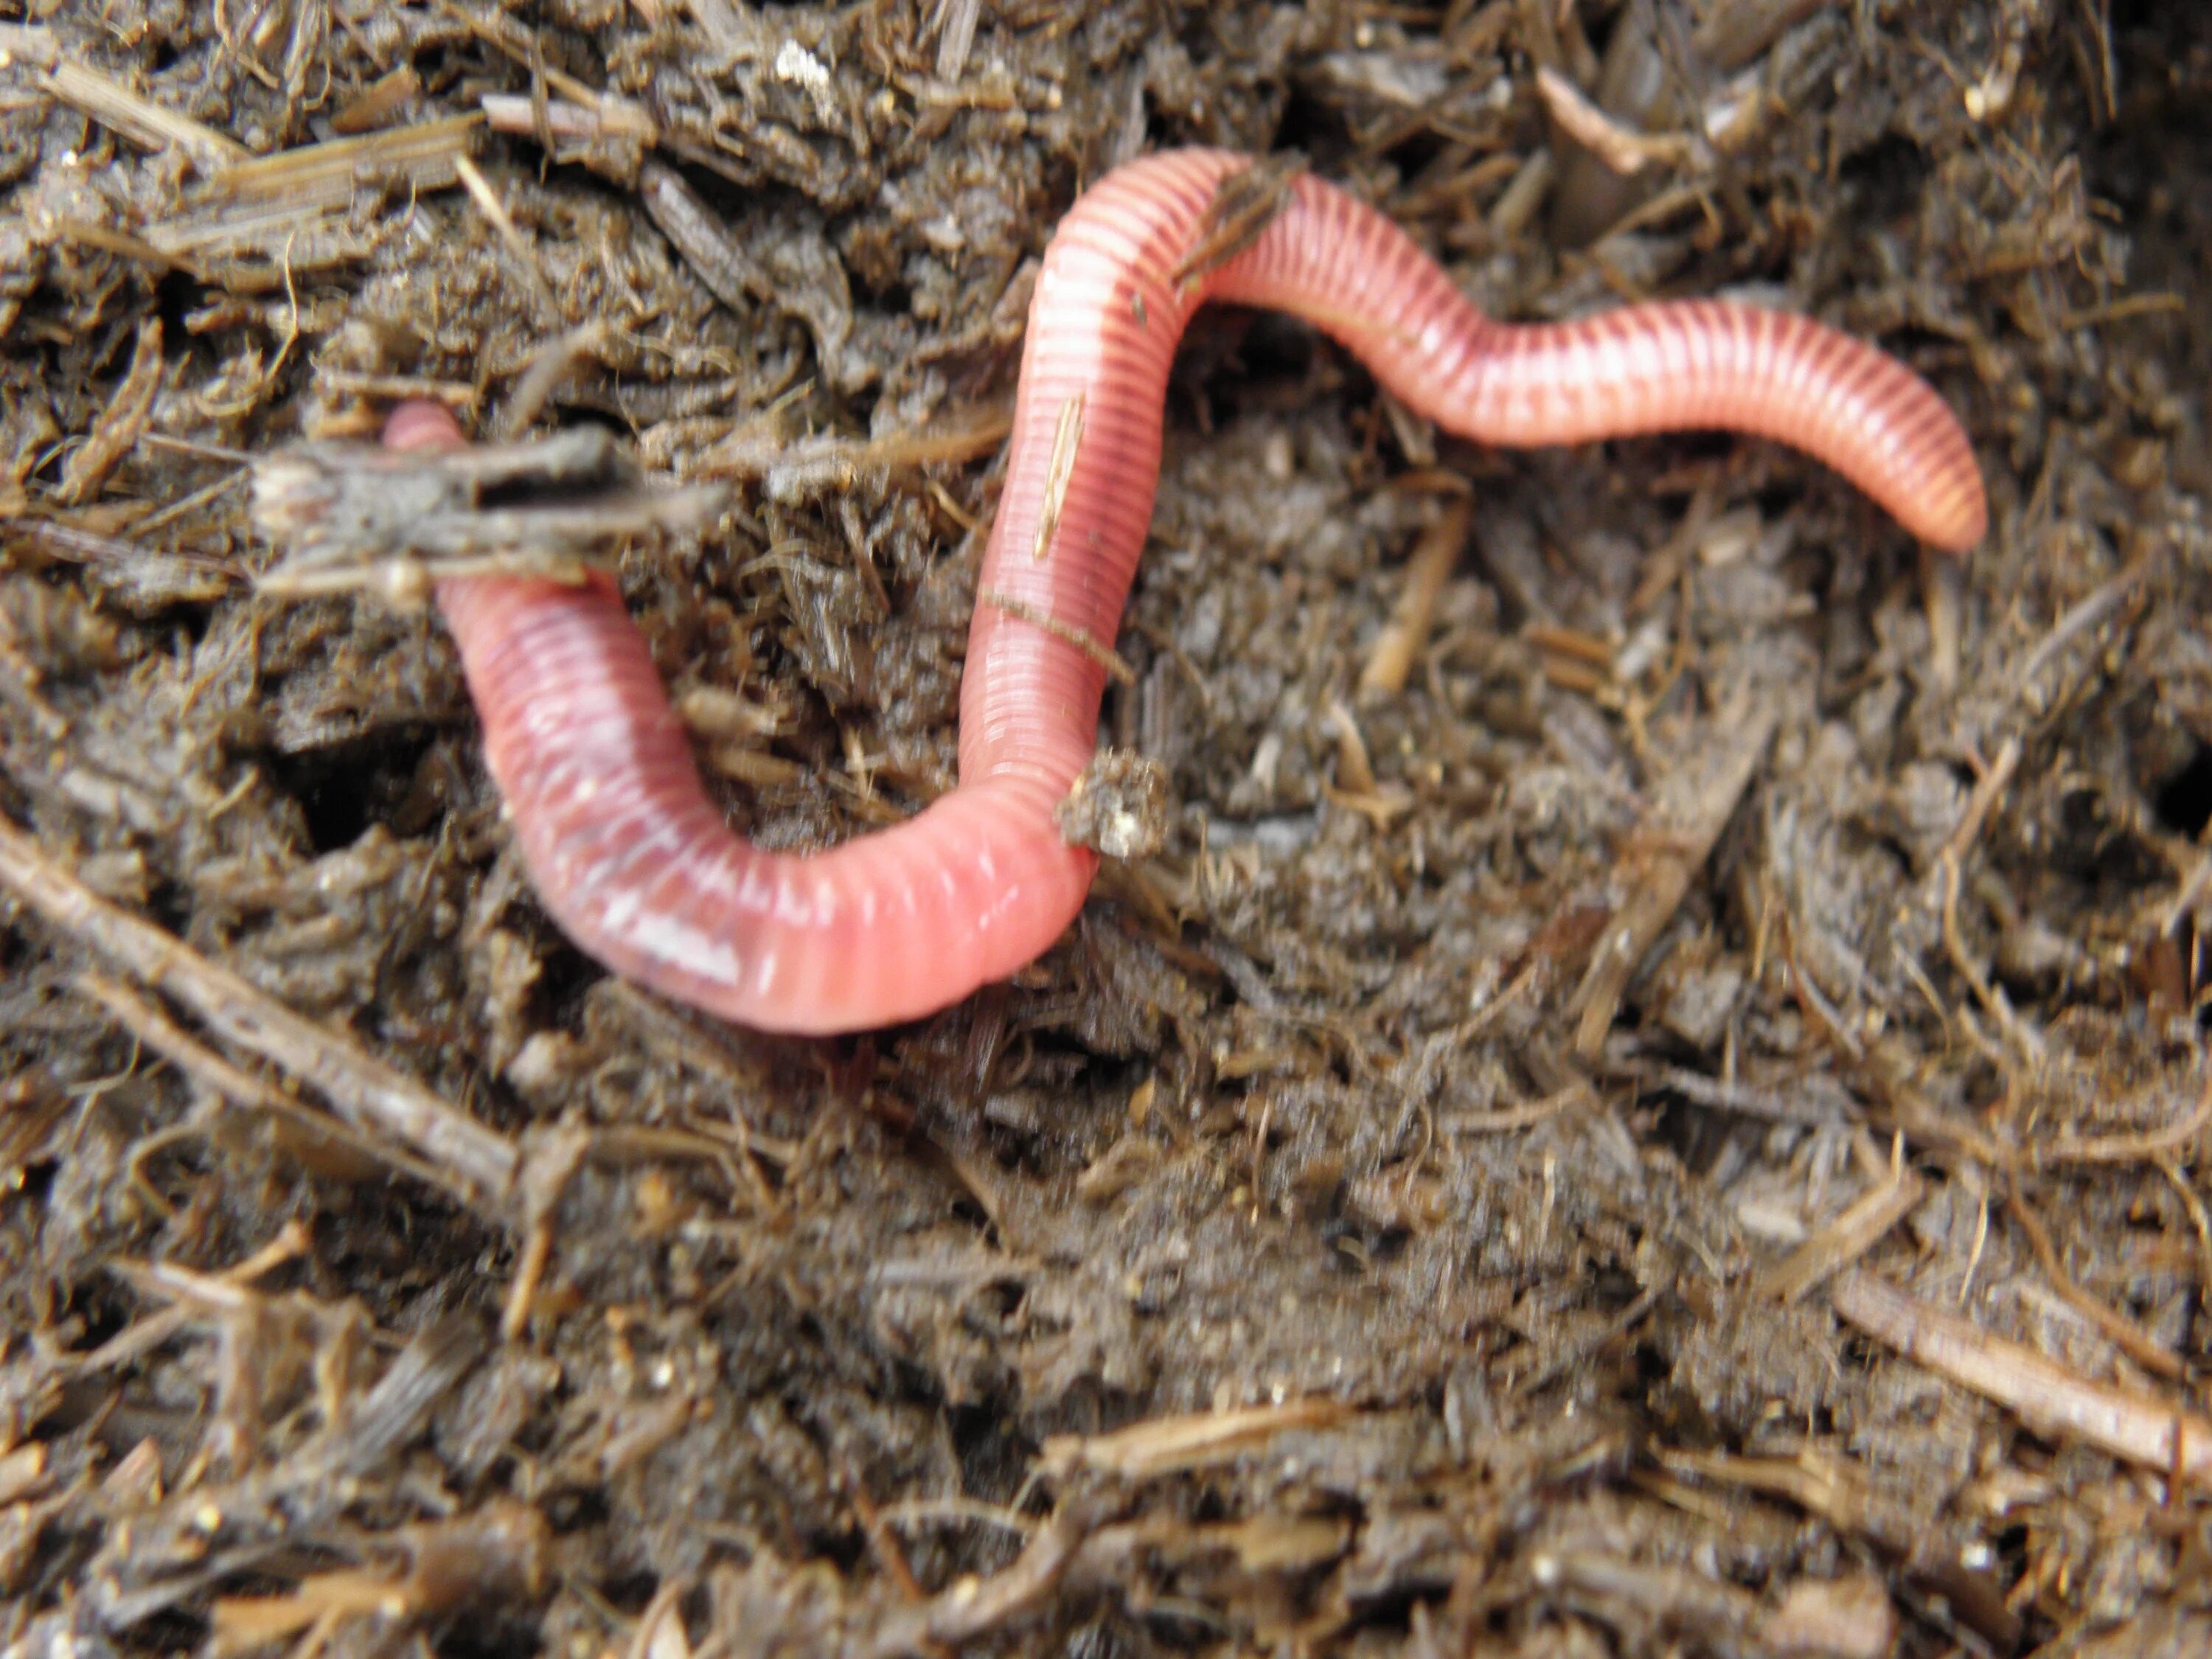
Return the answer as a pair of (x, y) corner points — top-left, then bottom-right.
(383, 400), (467, 453)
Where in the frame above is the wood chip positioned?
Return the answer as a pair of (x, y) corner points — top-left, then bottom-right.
(57, 320), (164, 506)
(1040, 1399), (1350, 1481)
(1536, 66), (1694, 177)
(1833, 1270), (2212, 1486)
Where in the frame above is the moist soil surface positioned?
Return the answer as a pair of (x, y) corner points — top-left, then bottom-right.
(4, 4), (2211, 1656)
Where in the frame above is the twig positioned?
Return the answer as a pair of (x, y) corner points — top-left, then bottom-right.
(87, 1318), (488, 1629)
(1534, 65), (1695, 175)
(1756, 1138), (1924, 1304)
(2037, 1070), (2212, 1167)
(2157, 1156), (2212, 1318)
(140, 117), (481, 269)
(0, 810), (519, 1214)
(691, 402), (1012, 481)
(479, 91), (659, 147)
(453, 150), (560, 324)
(330, 63), (422, 136)
(252, 425), (725, 599)
(1935, 737), (2039, 1055)
(57, 320), (165, 506)
(932, 0), (983, 80)
(1, 26), (251, 174)
(1658, 1444), (2019, 1651)
(316, 370), (479, 408)
(1604, 1060), (1845, 1128)
(860, 1496), (1112, 1659)
(74, 973), (461, 1200)
(2011, 561), (2149, 701)
(2005, 1183), (2184, 1380)
(501, 1126), (589, 1341)
(846, 1470), (925, 1604)
(1040, 1399), (1350, 1481)
(0, 603), (67, 740)
(1568, 691), (1781, 1056)
(639, 159), (767, 314)
(497, 321), (611, 439)
(1360, 498), (1470, 695)
(126, 465), (249, 538)
(877, 1496), (1037, 1538)
(201, 115), (479, 211)
(1441, 1081), (1591, 1136)
(1940, 734), (2022, 866)
(1832, 1270), (2212, 1486)
(616, 1579), (690, 1659)
(1512, 1285), (1665, 1399)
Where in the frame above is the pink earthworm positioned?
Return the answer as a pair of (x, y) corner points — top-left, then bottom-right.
(389, 147), (1986, 1034)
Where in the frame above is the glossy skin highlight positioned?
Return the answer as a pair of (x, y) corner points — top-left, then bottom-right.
(397, 147), (1986, 1034)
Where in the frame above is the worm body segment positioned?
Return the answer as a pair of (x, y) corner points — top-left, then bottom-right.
(414, 148), (1986, 1034)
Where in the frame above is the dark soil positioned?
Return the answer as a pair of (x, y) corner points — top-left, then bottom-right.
(4, 2), (2211, 1655)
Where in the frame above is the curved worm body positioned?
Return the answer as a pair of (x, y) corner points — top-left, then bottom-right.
(409, 147), (1986, 1034)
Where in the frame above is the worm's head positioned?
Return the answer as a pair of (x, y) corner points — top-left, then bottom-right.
(383, 400), (468, 453)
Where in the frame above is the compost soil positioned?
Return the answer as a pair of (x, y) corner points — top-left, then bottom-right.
(4, 3), (2211, 1655)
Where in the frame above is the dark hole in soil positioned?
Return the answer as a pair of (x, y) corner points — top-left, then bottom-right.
(434, 1608), (544, 1659)
(271, 734), (434, 855)
(2152, 740), (2212, 838)
(284, 756), (385, 854)
(153, 268), (200, 344)
(1834, 131), (1932, 226)
(2110, 0), (2175, 38)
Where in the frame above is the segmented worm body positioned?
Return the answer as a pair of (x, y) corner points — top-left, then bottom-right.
(406, 147), (1986, 1034)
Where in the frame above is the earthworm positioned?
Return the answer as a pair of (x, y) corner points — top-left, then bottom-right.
(391, 147), (1985, 1034)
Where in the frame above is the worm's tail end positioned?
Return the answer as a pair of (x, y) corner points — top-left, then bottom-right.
(1204, 171), (1987, 553)
(1450, 301), (1988, 553)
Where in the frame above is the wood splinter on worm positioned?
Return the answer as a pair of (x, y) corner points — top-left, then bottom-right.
(1168, 149), (1305, 286)
(978, 588), (1136, 685)
(1031, 393), (1085, 563)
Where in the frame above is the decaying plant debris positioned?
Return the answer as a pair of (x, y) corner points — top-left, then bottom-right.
(3, 2), (2211, 1655)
